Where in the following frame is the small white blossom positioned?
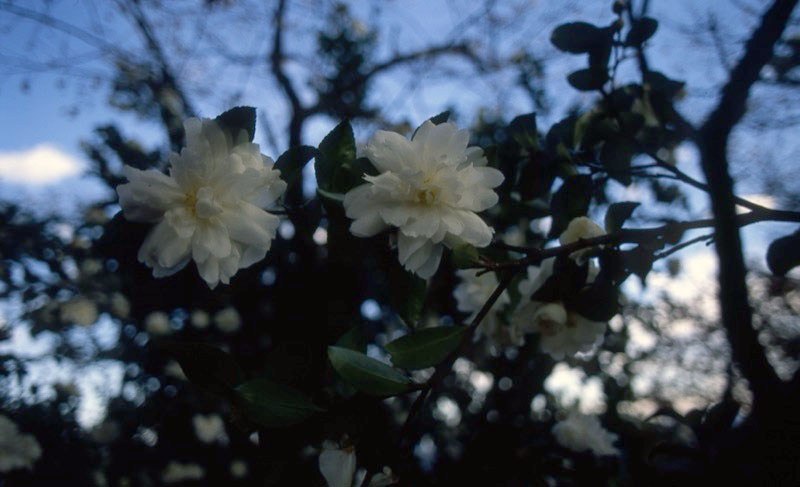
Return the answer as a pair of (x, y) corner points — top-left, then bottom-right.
(213, 307), (241, 333)
(145, 311), (172, 335)
(367, 466), (398, 486)
(0, 415), (42, 472)
(192, 414), (228, 444)
(164, 360), (188, 381)
(60, 297), (98, 326)
(511, 259), (607, 359)
(453, 269), (512, 346)
(162, 462), (205, 483)
(190, 310), (210, 329)
(343, 121), (504, 278)
(559, 216), (605, 262)
(319, 440), (357, 487)
(552, 412), (619, 456)
(117, 117), (286, 289)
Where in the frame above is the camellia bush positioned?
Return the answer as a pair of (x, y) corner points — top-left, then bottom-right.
(3, 1), (800, 486)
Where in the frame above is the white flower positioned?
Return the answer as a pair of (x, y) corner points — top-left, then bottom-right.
(192, 414), (228, 444)
(145, 311), (171, 335)
(511, 260), (607, 359)
(453, 269), (511, 346)
(343, 121), (504, 279)
(0, 415), (42, 472)
(214, 307), (241, 333)
(552, 412), (619, 456)
(319, 440), (357, 487)
(368, 466), (398, 486)
(162, 462), (205, 483)
(117, 117), (286, 289)
(60, 297), (98, 326)
(559, 216), (605, 262)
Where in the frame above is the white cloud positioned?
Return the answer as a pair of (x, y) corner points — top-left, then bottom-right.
(0, 144), (83, 184)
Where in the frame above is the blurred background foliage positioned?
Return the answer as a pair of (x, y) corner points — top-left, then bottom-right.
(1, 0), (800, 485)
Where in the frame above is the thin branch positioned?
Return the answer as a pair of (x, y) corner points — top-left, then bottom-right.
(270, 0), (303, 118)
(364, 43), (482, 80)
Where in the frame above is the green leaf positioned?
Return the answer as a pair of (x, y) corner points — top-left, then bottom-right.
(625, 17), (658, 46)
(327, 346), (411, 396)
(622, 245), (656, 284)
(412, 111), (451, 138)
(604, 202), (640, 233)
(316, 120), (370, 194)
(566, 275), (619, 321)
(519, 150), (557, 200)
(551, 22), (605, 53)
(766, 230), (800, 276)
(153, 340), (244, 396)
(567, 69), (608, 91)
(236, 378), (325, 428)
(549, 175), (593, 238)
(508, 113), (539, 150)
(336, 326), (367, 353)
(215, 106), (256, 142)
(645, 71), (686, 99)
(600, 137), (637, 185)
(275, 145), (317, 191)
(386, 326), (467, 370)
(390, 264), (428, 327)
(531, 256), (589, 303)
(451, 243), (480, 269)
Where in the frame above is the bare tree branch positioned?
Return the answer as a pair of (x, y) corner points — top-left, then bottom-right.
(698, 0), (797, 407)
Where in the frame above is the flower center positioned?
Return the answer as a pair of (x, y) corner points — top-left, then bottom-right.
(412, 173), (441, 205)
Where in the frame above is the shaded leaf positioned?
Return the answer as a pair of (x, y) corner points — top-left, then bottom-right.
(567, 275), (619, 321)
(567, 69), (608, 91)
(551, 22), (605, 53)
(625, 17), (658, 46)
(412, 111), (451, 137)
(386, 326), (467, 370)
(236, 377), (325, 428)
(275, 145), (317, 191)
(605, 201), (640, 233)
(508, 113), (539, 150)
(549, 175), (593, 238)
(767, 230), (800, 276)
(328, 346), (411, 396)
(622, 245), (656, 283)
(336, 326), (367, 353)
(316, 120), (371, 194)
(390, 264), (427, 327)
(215, 106), (256, 142)
(153, 340), (244, 396)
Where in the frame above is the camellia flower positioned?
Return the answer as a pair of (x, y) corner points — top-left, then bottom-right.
(117, 118), (286, 288)
(511, 259), (607, 359)
(552, 412), (620, 456)
(319, 440), (357, 487)
(0, 415), (42, 472)
(559, 216), (605, 262)
(453, 269), (513, 347)
(343, 121), (504, 279)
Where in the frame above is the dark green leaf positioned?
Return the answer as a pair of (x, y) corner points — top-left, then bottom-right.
(508, 113), (539, 150)
(625, 17), (658, 46)
(386, 326), (467, 370)
(600, 137), (637, 185)
(336, 326), (367, 353)
(519, 150), (557, 200)
(767, 230), (800, 276)
(645, 71), (686, 99)
(546, 115), (579, 152)
(551, 22), (605, 53)
(275, 145), (317, 191)
(622, 245), (656, 283)
(566, 275), (619, 321)
(315, 120), (363, 194)
(215, 106), (256, 142)
(604, 202), (640, 233)
(567, 69), (608, 91)
(549, 175), (593, 238)
(451, 243), (480, 269)
(236, 378), (325, 428)
(390, 264), (427, 327)
(327, 346), (411, 396)
(531, 256), (589, 303)
(412, 111), (451, 138)
(153, 340), (244, 396)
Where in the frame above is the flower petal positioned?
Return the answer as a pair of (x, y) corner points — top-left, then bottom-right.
(117, 166), (183, 222)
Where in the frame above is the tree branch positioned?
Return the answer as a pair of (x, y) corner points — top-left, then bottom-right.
(698, 0), (797, 408)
